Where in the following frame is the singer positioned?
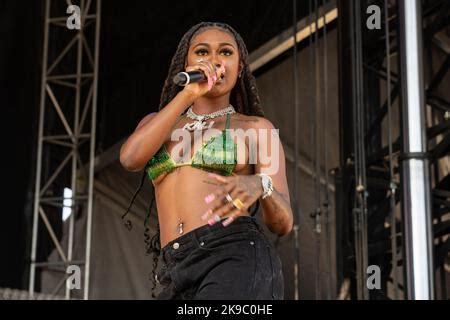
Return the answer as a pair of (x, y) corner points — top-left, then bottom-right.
(120, 22), (293, 300)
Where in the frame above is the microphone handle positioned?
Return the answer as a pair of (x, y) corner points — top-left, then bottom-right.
(173, 71), (206, 86)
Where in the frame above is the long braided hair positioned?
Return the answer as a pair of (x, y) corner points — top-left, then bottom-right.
(121, 22), (265, 298)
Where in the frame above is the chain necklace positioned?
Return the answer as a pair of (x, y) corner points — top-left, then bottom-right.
(182, 104), (235, 131)
(175, 104), (235, 234)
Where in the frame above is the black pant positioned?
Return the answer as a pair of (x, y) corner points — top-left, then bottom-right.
(155, 215), (284, 300)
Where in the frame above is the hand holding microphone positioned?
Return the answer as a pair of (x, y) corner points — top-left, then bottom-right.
(174, 60), (226, 99)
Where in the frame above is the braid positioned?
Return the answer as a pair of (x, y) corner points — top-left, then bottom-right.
(121, 171), (146, 230)
(123, 21), (265, 299)
(149, 223), (160, 298)
(121, 169), (161, 298)
(143, 196), (160, 298)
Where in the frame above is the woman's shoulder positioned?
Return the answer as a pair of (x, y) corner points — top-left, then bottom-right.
(135, 112), (158, 130)
(232, 113), (276, 130)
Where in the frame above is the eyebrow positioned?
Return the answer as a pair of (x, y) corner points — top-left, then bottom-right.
(193, 42), (236, 49)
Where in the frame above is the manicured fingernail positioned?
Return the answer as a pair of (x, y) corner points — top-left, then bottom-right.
(204, 194), (215, 204)
(213, 75), (217, 82)
(201, 209), (212, 220)
(207, 172), (227, 182)
(222, 216), (234, 227)
(207, 76), (213, 90)
(208, 214), (221, 225)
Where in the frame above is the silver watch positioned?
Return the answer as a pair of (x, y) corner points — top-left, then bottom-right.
(257, 173), (273, 199)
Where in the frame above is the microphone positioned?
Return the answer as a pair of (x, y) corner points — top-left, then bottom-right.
(173, 64), (225, 86)
(172, 70), (206, 86)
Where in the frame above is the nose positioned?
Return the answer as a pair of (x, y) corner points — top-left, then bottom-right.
(209, 60), (223, 73)
(205, 58), (221, 70)
(209, 54), (222, 69)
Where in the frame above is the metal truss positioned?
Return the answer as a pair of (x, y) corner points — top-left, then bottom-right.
(337, 0), (449, 299)
(29, 0), (101, 300)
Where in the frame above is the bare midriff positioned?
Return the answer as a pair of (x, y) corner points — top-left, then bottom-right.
(152, 162), (253, 249)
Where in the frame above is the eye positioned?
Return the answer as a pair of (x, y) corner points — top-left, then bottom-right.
(194, 48), (208, 56)
(220, 48), (233, 56)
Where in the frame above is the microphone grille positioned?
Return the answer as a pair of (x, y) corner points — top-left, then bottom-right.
(173, 73), (188, 86)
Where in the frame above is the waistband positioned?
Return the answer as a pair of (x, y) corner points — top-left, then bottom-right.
(161, 215), (262, 255)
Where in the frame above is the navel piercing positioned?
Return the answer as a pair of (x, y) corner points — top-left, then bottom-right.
(178, 218), (184, 235)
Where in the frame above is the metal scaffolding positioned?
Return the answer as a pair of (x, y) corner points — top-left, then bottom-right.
(337, 0), (450, 300)
(29, 0), (101, 300)
(398, 0), (434, 299)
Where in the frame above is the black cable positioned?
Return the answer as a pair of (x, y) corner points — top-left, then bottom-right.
(350, 0), (364, 300)
(322, 0), (332, 300)
(292, 0), (302, 301)
(354, 0), (369, 299)
(313, 0), (322, 301)
(384, 0), (399, 299)
(356, 0), (364, 299)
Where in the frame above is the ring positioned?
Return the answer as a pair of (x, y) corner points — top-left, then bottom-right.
(232, 198), (244, 210)
(225, 193), (233, 203)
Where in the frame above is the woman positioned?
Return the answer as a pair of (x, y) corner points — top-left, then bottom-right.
(120, 22), (293, 300)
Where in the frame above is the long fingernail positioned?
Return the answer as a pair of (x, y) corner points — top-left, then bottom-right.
(208, 214), (221, 226)
(222, 216), (234, 227)
(201, 209), (212, 220)
(207, 172), (226, 182)
(207, 76), (213, 90)
(204, 194), (215, 204)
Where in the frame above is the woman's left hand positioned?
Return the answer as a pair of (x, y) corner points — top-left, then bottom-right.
(201, 173), (263, 227)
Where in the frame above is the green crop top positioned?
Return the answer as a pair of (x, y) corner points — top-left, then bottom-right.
(145, 113), (237, 180)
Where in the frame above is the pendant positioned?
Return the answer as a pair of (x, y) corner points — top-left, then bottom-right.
(183, 120), (214, 131)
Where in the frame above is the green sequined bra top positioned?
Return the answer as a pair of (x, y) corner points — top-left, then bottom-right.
(145, 113), (237, 181)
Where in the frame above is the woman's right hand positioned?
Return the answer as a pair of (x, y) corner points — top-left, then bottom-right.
(182, 60), (224, 99)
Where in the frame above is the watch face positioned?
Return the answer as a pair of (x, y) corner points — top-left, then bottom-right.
(264, 176), (273, 190)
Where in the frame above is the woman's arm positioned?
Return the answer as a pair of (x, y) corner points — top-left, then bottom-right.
(120, 60), (222, 172)
(254, 117), (293, 236)
(202, 117), (293, 237)
(119, 90), (195, 172)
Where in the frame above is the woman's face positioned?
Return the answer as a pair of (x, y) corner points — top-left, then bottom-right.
(186, 28), (242, 97)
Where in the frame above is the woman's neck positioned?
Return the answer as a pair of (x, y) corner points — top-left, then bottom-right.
(191, 94), (231, 115)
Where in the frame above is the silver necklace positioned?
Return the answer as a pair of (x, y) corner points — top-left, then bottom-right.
(183, 105), (235, 131)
